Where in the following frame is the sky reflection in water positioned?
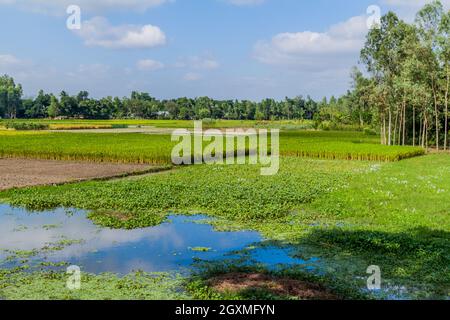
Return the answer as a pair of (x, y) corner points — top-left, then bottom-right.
(0, 204), (305, 275)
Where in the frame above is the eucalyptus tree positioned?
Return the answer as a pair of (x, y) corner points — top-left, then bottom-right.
(438, 9), (449, 149)
(415, 0), (446, 149)
(350, 67), (375, 127)
(361, 12), (410, 145)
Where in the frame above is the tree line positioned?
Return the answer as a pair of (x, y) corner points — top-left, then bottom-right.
(0, 79), (320, 122)
(0, 1), (448, 148)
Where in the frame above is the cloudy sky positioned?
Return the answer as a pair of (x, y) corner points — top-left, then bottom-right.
(0, 0), (448, 100)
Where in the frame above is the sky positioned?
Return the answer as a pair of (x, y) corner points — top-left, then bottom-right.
(0, 0), (448, 101)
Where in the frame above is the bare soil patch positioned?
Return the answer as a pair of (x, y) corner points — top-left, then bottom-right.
(208, 273), (339, 300)
(0, 158), (159, 190)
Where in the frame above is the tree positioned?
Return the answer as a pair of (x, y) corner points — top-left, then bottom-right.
(47, 95), (61, 118)
(438, 9), (449, 149)
(362, 12), (417, 145)
(24, 89), (51, 118)
(0, 75), (23, 119)
(416, 0), (445, 149)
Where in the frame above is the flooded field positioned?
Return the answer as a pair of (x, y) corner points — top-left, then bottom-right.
(0, 204), (306, 275)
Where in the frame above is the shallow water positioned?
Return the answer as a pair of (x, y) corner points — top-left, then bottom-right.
(0, 204), (430, 299)
(0, 204), (305, 275)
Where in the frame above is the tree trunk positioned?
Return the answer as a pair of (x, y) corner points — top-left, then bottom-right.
(388, 106), (392, 146)
(422, 112), (427, 148)
(413, 107), (416, 147)
(393, 106), (399, 146)
(445, 64), (449, 151)
(402, 101), (406, 146)
(380, 113), (384, 145)
(432, 77), (439, 150)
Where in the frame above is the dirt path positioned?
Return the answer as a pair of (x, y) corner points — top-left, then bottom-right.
(0, 158), (162, 191)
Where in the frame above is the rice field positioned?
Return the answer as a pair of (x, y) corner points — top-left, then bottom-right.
(279, 132), (425, 162)
(0, 119), (315, 130)
(0, 129), (425, 164)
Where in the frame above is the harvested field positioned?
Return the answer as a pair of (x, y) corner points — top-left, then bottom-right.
(0, 158), (161, 190)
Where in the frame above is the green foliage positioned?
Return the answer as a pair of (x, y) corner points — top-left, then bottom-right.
(5, 121), (49, 131)
(0, 270), (190, 300)
(363, 127), (377, 136)
(0, 158), (366, 229)
(280, 131), (425, 161)
(0, 130), (424, 165)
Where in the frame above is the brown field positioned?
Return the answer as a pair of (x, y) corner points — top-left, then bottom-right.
(0, 158), (160, 190)
(208, 273), (339, 300)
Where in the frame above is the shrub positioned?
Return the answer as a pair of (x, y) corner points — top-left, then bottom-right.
(5, 122), (49, 131)
(363, 127), (377, 136)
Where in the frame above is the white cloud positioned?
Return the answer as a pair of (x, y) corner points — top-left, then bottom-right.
(0, 54), (35, 77)
(74, 17), (166, 49)
(0, 0), (169, 14)
(137, 59), (164, 71)
(254, 15), (368, 67)
(0, 54), (22, 67)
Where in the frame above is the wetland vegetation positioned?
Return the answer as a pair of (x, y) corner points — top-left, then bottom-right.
(0, 1), (448, 301)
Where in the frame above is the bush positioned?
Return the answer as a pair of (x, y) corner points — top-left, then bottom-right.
(319, 121), (332, 131)
(5, 122), (49, 131)
(363, 127), (377, 136)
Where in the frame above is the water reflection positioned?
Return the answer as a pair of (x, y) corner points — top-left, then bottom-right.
(0, 205), (269, 274)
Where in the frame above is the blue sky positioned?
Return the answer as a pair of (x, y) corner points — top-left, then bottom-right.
(0, 0), (447, 100)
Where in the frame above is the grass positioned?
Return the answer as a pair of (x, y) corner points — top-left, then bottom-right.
(280, 131), (425, 161)
(0, 125), (442, 299)
(0, 132), (177, 164)
(0, 132), (257, 165)
(0, 155), (448, 298)
(206, 154), (450, 299)
(0, 158), (366, 229)
(0, 130), (424, 164)
(0, 269), (190, 300)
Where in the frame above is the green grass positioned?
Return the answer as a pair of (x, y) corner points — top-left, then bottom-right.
(0, 132), (257, 165)
(0, 130), (424, 165)
(0, 155), (449, 298)
(0, 126), (440, 299)
(207, 154), (450, 299)
(0, 132), (177, 164)
(0, 158), (366, 229)
(0, 269), (190, 300)
(279, 131), (425, 161)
